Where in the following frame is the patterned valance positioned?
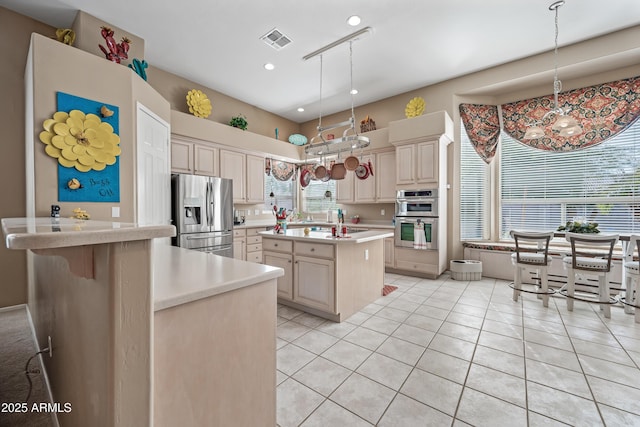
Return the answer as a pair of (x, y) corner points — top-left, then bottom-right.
(459, 104), (500, 164)
(460, 76), (640, 162)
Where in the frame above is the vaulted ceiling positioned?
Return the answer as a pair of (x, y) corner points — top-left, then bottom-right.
(5, 0), (640, 122)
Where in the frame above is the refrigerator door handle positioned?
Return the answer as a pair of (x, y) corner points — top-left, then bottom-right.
(207, 181), (213, 227)
(185, 233), (232, 240)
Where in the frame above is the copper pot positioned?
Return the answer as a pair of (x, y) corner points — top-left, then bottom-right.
(331, 162), (346, 180)
(313, 163), (327, 179)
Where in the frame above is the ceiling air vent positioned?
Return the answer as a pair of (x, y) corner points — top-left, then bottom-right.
(260, 28), (292, 50)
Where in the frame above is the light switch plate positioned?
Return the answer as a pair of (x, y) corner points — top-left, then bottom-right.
(112, 206), (120, 218)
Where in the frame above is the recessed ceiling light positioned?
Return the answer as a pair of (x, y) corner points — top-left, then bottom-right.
(297, 107), (305, 112)
(350, 89), (358, 95)
(347, 15), (361, 26)
(264, 63), (275, 71)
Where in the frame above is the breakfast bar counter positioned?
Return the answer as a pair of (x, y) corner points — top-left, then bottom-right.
(261, 228), (393, 322)
(2, 217), (283, 427)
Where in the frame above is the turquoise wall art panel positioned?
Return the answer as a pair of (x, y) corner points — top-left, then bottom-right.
(56, 92), (121, 202)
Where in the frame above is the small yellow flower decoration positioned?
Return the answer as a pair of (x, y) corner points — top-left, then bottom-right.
(186, 89), (212, 118)
(38, 109), (121, 172)
(405, 97), (426, 118)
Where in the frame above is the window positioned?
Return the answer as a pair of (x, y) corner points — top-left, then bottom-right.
(500, 120), (640, 237)
(460, 122), (490, 240)
(301, 179), (337, 213)
(264, 174), (296, 212)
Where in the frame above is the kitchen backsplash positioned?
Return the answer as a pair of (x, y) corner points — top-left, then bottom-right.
(234, 202), (395, 224)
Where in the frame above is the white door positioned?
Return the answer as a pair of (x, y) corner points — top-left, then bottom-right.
(136, 103), (171, 234)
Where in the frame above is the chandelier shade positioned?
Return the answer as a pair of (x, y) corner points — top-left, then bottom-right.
(524, 0), (582, 140)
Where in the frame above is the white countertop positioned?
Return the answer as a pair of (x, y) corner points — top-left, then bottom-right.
(260, 228), (393, 244)
(2, 217), (175, 250)
(153, 244), (283, 311)
(237, 219), (394, 230)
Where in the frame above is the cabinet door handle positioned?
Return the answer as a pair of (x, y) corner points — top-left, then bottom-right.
(274, 243), (278, 247)
(288, 260), (292, 263)
(295, 261), (298, 264)
(310, 248), (315, 252)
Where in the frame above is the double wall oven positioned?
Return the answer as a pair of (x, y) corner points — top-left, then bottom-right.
(395, 189), (439, 250)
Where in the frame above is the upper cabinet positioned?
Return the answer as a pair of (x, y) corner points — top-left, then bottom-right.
(395, 141), (437, 186)
(389, 112), (453, 189)
(246, 154), (266, 204)
(375, 150), (397, 202)
(336, 150), (396, 204)
(220, 150), (265, 204)
(171, 136), (219, 177)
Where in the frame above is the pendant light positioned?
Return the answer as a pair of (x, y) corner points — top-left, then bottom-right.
(524, 1), (582, 140)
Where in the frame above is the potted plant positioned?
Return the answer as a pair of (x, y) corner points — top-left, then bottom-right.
(557, 218), (600, 233)
(229, 115), (248, 130)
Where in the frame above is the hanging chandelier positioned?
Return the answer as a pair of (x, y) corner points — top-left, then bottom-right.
(524, 0), (582, 140)
(304, 30), (370, 157)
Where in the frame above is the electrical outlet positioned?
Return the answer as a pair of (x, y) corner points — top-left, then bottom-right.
(254, 209), (260, 216)
(112, 206), (120, 218)
(364, 249), (369, 260)
(48, 335), (52, 358)
(381, 209), (385, 216)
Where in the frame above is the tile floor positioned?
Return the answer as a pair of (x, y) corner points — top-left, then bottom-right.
(276, 273), (640, 426)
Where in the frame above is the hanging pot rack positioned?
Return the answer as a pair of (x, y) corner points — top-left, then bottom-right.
(303, 32), (370, 159)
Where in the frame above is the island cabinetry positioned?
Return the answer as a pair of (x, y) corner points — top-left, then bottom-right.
(384, 237), (395, 268)
(263, 238), (337, 315)
(171, 135), (219, 176)
(293, 242), (336, 313)
(262, 231), (388, 322)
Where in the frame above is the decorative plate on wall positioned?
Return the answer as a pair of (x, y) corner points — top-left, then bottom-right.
(288, 134), (308, 145)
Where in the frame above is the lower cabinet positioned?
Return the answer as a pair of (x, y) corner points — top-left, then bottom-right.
(233, 229), (246, 260)
(263, 238), (336, 314)
(294, 256), (335, 313)
(384, 237), (395, 268)
(263, 251), (293, 300)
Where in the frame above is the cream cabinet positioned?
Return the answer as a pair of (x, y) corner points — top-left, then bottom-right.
(245, 227), (263, 263)
(264, 251), (293, 300)
(171, 137), (220, 176)
(220, 150), (246, 203)
(194, 145), (219, 176)
(354, 154), (376, 203)
(294, 256), (335, 313)
(376, 151), (397, 202)
(395, 140), (437, 186)
(336, 150), (395, 203)
(263, 238), (336, 313)
(384, 237), (395, 268)
(171, 139), (194, 174)
(335, 170), (355, 202)
(233, 229), (246, 260)
(246, 154), (266, 204)
(220, 150), (265, 204)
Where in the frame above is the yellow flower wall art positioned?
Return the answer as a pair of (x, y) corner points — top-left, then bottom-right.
(39, 109), (122, 172)
(186, 89), (212, 118)
(405, 96), (426, 118)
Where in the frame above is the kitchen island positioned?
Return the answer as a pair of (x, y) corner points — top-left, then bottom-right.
(2, 217), (283, 427)
(261, 228), (393, 322)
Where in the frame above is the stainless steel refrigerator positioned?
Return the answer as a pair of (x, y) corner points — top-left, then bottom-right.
(171, 173), (234, 257)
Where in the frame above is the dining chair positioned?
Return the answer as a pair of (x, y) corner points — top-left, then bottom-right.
(510, 230), (555, 307)
(562, 232), (619, 318)
(622, 235), (640, 323)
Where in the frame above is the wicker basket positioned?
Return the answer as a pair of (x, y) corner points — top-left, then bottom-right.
(360, 115), (376, 133)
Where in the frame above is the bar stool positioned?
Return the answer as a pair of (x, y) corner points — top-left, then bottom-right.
(622, 235), (640, 323)
(562, 232), (619, 318)
(509, 230), (555, 307)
